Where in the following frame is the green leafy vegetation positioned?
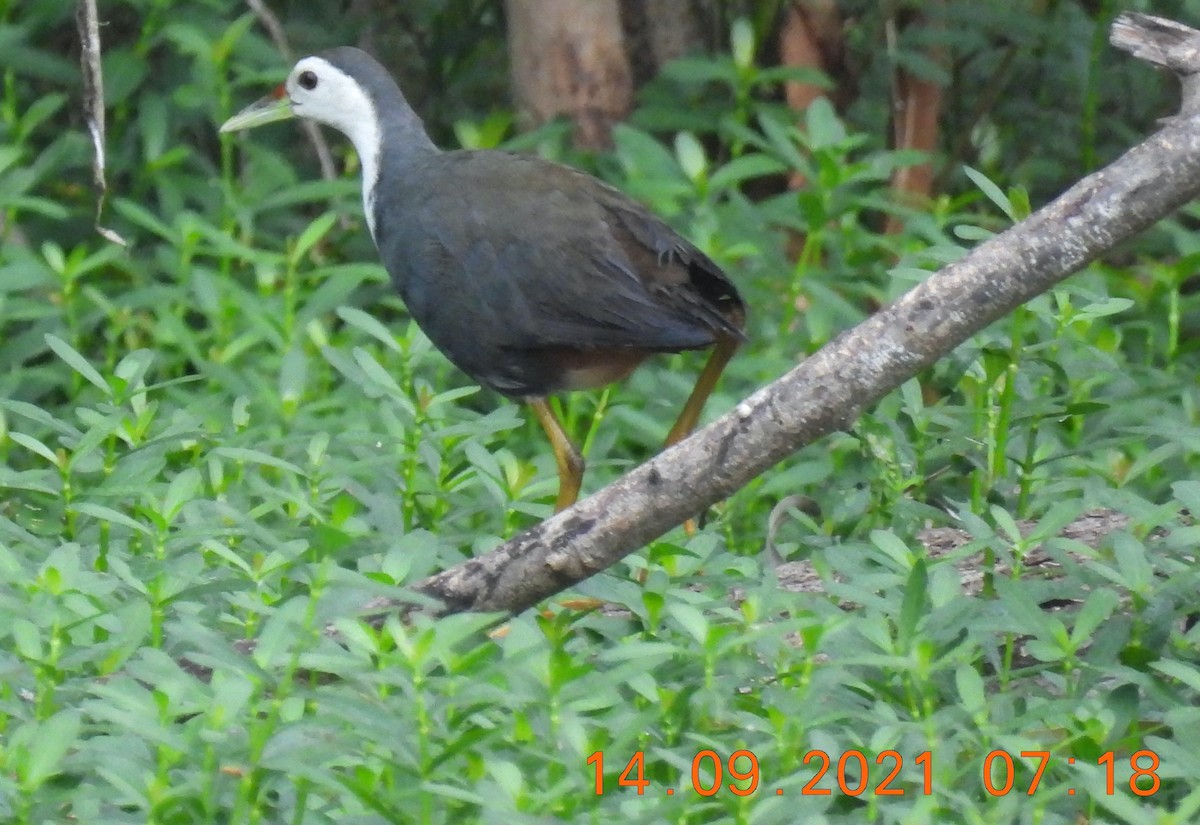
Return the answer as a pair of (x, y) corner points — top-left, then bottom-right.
(2, 2), (1199, 822)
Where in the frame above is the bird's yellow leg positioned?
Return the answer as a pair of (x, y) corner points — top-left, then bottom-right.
(663, 336), (741, 534)
(664, 336), (740, 448)
(530, 398), (585, 512)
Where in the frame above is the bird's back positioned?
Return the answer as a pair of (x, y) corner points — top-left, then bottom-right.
(373, 149), (745, 397)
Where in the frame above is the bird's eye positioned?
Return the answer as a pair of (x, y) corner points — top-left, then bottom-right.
(298, 70), (318, 90)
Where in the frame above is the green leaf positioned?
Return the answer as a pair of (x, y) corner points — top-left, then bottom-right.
(1123, 442), (1180, 485)
(44, 334), (111, 395)
(1075, 296), (1134, 321)
(21, 710), (82, 788)
(161, 468), (202, 523)
(674, 132), (707, 183)
(352, 347), (404, 394)
(463, 440), (502, 484)
(804, 97), (846, 148)
(955, 664), (986, 712)
(290, 211), (338, 264)
(757, 111), (807, 172)
(897, 558), (928, 648)
(1070, 589), (1119, 648)
(72, 502), (153, 535)
(488, 759), (524, 801)
(953, 223), (995, 242)
(2, 401), (80, 439)
(1172, 480), (1200, 514)
(708, 154), (786, 190)
(0, 262), (52, 294)
(112, 197), (177, 242)
(12, 617), (42, 659)
(279, 347), (308, 406)
(869, 530), (914, 569)
(990, 505), (1022, 544)
(963, 165), (1017, 222)
(0, 28), (77, 82)
(232, 395), (251, 428)
(213, 12), (257, 65)
(668, 603), (709, 645)
(8, 432), (59, 465)
(596, 641), (681, 664)
(1151, 660), (1200, 693)
(659, 56), (737, 86)
(1112, 532), (1153, 592)
(213, 447), (305, 476)
(613, 124), (684, 182)
(730, 18), (756, 70)
(337, 306), (403, 353)
(0, 468), (57, 495)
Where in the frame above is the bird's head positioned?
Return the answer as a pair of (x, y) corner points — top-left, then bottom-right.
(219, 46), (436, 240)
(220, 54), (372, 135)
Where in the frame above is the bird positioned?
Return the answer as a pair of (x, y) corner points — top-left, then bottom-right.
(220, 47), (746, 513)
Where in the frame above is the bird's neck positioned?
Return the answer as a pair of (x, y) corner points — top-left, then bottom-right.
(356, 96), (438, 244)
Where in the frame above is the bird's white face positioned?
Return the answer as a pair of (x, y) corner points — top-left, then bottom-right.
(221, 54), (385, 240)
(284, 56), (376, 136)
(220, 55), (381, 156)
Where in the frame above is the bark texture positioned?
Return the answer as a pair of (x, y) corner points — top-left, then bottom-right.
(779, 0), (843, 114)
(505, 0), (633, 149)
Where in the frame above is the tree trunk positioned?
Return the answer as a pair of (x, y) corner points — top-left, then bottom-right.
(620, 0), (716, 85)
(778, 0), (845, 261)
(779, 0), (844, 125)
(505, 0), (633, 150)
(885, 6), (945, 235)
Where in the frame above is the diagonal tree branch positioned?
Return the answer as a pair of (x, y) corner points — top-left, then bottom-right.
(364, 12), (1200, 620)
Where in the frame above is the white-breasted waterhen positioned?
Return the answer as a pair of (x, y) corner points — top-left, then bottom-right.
(221, 47), (746, 513)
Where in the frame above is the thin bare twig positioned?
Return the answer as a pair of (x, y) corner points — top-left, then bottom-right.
(244, 0), (339, 182)
(75, 0), (127, 246)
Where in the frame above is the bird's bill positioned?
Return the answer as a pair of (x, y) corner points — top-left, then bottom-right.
(219, 85), (294, 133)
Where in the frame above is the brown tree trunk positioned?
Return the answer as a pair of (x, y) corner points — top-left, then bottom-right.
(885, 8), (945, 235)
(505, 0), (634, 150)
(778, 1), (844, 262)
(619, 0), (716, 85)
(779, 0), (844, 133)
